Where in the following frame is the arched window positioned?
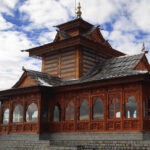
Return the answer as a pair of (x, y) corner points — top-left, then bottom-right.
(13, 104), (23, 123)
(79, 100), (89, 120)
(26, 103), (38, 122)
(53, 104), (61, 122)
(125, 96), (138, 118)
(66, 102), (74, 120)
(93, 98), (104, 120)
(3, 109), (9, 124)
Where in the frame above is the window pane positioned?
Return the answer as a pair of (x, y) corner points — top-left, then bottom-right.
(53, 104), (61, 122)
(80, 100), (89, 120)
(93, 98), (104, 120)
(13, 104), (23, 123)
(26, 103), (38, 122)
(125, 96), (138, 118)
(3, 109), (9, 124)
(71, 102), (74, 120)
(109, 99), (114, 118)
(116, 98), (120, 118)
(66, 104), (69, 120)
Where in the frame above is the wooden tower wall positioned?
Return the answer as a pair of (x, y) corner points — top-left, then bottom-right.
(42, 47), (105, 79)
(42, 48), (76, 79)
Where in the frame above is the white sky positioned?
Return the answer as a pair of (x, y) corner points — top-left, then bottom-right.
(0, 0), (150, 90)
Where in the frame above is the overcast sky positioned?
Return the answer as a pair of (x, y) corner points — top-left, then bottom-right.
(0, 0), (150, 90)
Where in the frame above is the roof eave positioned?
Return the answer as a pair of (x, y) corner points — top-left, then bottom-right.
(0, 85), (52, 97)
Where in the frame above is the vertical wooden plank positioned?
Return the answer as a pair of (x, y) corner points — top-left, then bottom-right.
(75, 46), (83, 79)
(42, 57), (45, 72)
(58, 54), (61, 78)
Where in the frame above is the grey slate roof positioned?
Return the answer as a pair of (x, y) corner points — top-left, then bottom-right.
(23, 53), (148, 88)
(25, 69), (62, 87)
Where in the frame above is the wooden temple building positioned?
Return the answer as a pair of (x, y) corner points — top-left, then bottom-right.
(1, 3), (150, 150)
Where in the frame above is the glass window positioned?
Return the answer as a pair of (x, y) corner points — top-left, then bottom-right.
(3, 109), (9, 124)
(125, 96), (138, 118)
(109, 99), (114, 118)
(79, 100), (89, 120)
(109, 98), (121, 118)
(66, 102), (74, 120)
(26, 103), (38, 122)
(53, 104), (61, 122)
(66, 103), (69, 120)
(93, 98), (104, 120)
(13, 104), (23, 123)
(116, 98), (121, 118)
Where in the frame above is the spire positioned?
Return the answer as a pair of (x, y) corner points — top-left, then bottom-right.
(141, 42), (148, 54)
(76, 2), (82, 19)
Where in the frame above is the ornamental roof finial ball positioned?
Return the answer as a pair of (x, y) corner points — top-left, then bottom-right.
(76, 2), (82, 19)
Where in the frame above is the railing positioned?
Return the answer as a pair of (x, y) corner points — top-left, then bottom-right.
(0, 122), (39, 134)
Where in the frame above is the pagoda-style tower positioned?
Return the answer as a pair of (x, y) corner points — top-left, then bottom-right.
(27, 4), (123, 79)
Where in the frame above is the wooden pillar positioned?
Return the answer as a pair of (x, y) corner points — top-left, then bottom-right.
(121, 86), (125, 130)
(37, 93), (42, 133)
(89, 90), (92, 131)
(8, 97), (13, 134)
(105, 88), (109, 131)
(139, 83), (143, 131)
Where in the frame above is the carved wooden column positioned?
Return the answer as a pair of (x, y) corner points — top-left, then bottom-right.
(75, 95), (79, 131)
(8, 97), (12, 134)
(37, 93), (41, 134)
(121, 87), (125, 131)
(139, 84), (143, 131)
(0, 100), (2, 124)
(89, 89), (92, 131)
(105, 88), (109, 131)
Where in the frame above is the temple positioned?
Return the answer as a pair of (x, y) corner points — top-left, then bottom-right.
(1, 3), (150, 150)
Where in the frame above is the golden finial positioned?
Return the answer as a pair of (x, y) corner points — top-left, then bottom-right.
(76, 2), (82, 19)
(141, 42), (148, 54)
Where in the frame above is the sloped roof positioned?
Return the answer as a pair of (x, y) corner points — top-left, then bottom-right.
(80, 53), (145, 81)
(60, 53), (148, 85)
(12, 53), (149, 89)
(26, 69), (62, 86)
(13, 69), (62, 88)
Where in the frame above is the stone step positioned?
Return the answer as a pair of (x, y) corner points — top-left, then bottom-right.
(46, 146), (77, 150)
